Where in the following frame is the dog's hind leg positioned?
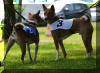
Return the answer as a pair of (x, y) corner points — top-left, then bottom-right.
(59, 40), (67, 58)
(33, 43), (38, 62)
(81, 30), (93, 58)
(20, 44), (26, 64)
(1, 36), (15, 65)
(26, 43), (32, 62)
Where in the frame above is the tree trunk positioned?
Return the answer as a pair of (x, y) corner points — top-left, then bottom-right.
(17, 0), (22, 22)
(3, 0), (16, 39)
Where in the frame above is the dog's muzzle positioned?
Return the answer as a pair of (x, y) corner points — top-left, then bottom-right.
(44, 17), (48, 21)
(43, 16), (48, 22)
(42, 16), (48, 23)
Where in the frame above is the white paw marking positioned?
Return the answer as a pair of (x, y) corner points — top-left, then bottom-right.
(56, 49), (59, 60)
(86, 53), (91, 58)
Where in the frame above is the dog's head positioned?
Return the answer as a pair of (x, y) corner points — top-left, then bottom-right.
(42, 4), (55, 21)
(28, 10), (44, 24)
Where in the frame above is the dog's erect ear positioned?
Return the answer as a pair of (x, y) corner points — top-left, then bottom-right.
(28, 13), (33, 19)
(51, 5), (55, 11)
(28, 13), (32, 16)
(42, 4), (47, 11)
(36, 10), (40, 15)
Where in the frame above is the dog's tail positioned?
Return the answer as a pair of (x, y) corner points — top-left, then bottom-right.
(82, 14), (91, 22)
(14, 23), (24, 30)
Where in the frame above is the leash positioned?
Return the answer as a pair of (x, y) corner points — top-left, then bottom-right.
(8, 5), (36, 25)
(81, 1), (98, 12)
(65, 1), (99, 16)
(8, 1), (98, 21)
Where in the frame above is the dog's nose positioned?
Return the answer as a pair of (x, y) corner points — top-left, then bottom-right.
(44, 17), (48, 21)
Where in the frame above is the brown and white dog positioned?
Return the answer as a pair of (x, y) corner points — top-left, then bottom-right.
(42, 4), (93, 60)
(1, 10), (43, 65)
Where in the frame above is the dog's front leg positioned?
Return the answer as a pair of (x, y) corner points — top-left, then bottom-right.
(59, 40), (67, 58)
(20, 44), (26, 64)
(33, 43), (38, 62)
(1, 36), (15, 65)
(54, 40), (59, 61)
(26, 43), (32, 62)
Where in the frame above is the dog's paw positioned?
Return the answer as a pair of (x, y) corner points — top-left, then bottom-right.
(22, 61), (25, 64)
(86, 53), (91, 58)
(0, 62), (4, 67)
(33, 59), (36, 63)
(22, 62), (25, 64)
(29, 58), (33, 63)
(55, 58), (59, 61)
(64, 55), (67, 59)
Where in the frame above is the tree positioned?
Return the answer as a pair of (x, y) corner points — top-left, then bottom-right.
(96, 0), (100, 8)
(17, 0), (22, 22)
(3, 0), (16, 39)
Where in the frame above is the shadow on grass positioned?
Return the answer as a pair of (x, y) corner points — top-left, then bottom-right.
(3, 52), (96, 69)
(2, 56), (96, 73)
(2, 43), (96, 69)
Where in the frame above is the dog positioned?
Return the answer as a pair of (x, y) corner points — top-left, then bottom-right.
(0, 10), (44, 66)
(42, 4), (93, 60)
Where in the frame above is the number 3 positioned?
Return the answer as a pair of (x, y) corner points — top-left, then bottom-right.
(57, 20), (63, 27)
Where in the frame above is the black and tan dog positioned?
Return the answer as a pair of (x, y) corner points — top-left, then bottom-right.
(1, 10), (43, 65)
(42, 4), (93, 60)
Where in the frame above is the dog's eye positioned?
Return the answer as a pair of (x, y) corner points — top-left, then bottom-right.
(44, 12), (46, 15)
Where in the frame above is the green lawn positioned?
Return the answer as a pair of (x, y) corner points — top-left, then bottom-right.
(0, 22), (96, 70)
(0, 28), (4, 73)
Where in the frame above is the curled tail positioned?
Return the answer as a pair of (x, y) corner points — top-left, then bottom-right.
(82, 14), (91, 22)
(14, 23), (24, 30)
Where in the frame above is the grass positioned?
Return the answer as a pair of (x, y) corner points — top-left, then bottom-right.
(0, 22), (96, 70)
(0, 28), (4, 73)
